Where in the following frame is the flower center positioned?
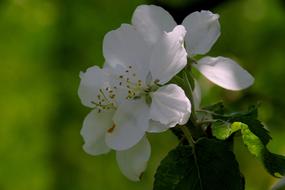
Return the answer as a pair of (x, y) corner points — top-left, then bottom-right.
(91, 87), (116, 113)
(115, 65), (161, 104)
(91, 66), (161, 112)
(117, 65), (145, 100)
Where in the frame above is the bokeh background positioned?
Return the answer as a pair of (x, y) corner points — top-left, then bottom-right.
(1, 0), (285, 189)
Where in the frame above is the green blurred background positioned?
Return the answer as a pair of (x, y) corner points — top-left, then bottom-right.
(1, 0), (285, 189)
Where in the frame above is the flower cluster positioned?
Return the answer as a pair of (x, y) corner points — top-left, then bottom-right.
(78, 5), (254, 181)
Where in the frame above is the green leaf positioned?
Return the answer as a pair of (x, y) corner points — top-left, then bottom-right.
(227, 107), (271, 145)
(153, 138), (244, 190)
(212, 121), (241, 140)
(212, 122), (285, 178)
(235, 122), (264, 158)
(206, 105), (271, 145)
(203, 102), (225, 115)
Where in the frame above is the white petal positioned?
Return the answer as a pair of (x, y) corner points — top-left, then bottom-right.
(116, 136), (151, 181)
(105, 99), (150, 151)
(194, 56), (254, 90)
(132, 5), (177, 45)
(150, 84), (191, 127)
(80, 109), (114, 156)
(103, 24), (151, 81)
(193, 79), (202, 110)
(78, 66), (110, 108)
(182, 11), (220, 56)
(150, 25), (187, 85)
(147, 120), (169, 133)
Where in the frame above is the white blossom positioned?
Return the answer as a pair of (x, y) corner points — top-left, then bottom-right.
(78, 20), (191, 180)
(103, 23), (191, 133)
(132, 5), (254, 91)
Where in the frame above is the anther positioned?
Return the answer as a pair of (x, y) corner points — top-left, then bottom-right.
(107, 124), (116, 133)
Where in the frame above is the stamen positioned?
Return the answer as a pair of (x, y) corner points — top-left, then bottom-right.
(107, 123), (116, 133)
(91, 86), (117, 111)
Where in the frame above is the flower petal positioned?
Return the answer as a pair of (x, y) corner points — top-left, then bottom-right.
(103, 24), (151, 81)
(194, 56), (254, 90)
(78, 66), (110, 108)
(150, 84), (191, 127)
(150, 25), (187, 85)
(132, 5), (177, 45)
(80, 109), (114, 156)
(182, 11), (220, 56)
(147, 120), (169, 133)
(105, 99), (150, 151)
(116, 136), (151, 181)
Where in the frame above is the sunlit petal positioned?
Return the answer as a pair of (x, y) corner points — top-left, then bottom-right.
(78, 66), (110, 108)
(150, 25), (187, 85)
(116, 136), (151, 181)
(195, 56), (254, 90)
(103, 24), (151, 81)
(132, 5), (177, 45)
(147, 120), (169, 133)
(150, 84), (191, 127)
(80, 109), (114, 155)
(182, 11), (220, 56)
(106, 99), (150, 151)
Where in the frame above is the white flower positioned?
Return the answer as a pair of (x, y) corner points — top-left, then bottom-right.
(82, 108), (151, 181)
(103, 23), (191, 133)
(78, 22), (191, 180)
(78, 66), (151, 181)
(132, 5), (254, 91)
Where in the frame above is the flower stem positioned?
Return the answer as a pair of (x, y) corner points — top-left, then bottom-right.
(180, 125), (194, 146)
(182, 70), (205, 140)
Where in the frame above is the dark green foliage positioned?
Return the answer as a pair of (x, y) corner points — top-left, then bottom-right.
(208, 103), (285, 178)
(202, 102), (225, 115)
(263, 149), (285, 177)
(204, 104), (271, 145)
(153, 138), (244, 190)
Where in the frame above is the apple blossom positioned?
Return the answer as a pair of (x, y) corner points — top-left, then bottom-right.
(103, 23), (191, 133)
(132, 5), (254, 91)
(78, 66), (151, 181)
(78, 21), (191, 180)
